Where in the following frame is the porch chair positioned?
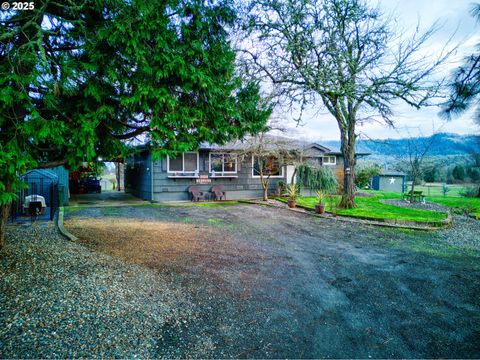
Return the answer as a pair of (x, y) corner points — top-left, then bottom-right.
(211, 185), (226, 201)
(188, 186), (206, 202)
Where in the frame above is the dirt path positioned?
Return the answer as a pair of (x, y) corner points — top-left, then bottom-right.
(59, 204), (480, 358)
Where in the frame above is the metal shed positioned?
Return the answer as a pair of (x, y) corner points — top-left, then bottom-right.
(10, 169), (61, 222)
(372, 170), (406, 193)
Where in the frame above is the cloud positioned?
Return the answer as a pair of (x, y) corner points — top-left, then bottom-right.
(279, 0), (479, 140)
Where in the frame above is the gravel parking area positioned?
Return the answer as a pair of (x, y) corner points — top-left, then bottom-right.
(0, 224), (198, 358)
(1, 204), (480, 358)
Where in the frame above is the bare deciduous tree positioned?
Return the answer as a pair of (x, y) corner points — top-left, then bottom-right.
(237, 130), (298, 201)
(241, 0), (453, 208)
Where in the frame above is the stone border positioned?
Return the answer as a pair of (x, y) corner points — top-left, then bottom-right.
(242, 199), (453, 231)
(56, 207), (78, 241)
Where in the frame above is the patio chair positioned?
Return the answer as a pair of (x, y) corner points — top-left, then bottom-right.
(188, 186), (206, 202)
(211, 185), (226, 201)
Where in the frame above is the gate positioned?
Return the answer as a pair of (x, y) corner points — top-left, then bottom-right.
(10, 173), (60, 223)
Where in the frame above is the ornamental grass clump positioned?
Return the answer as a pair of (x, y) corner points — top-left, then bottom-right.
(284, 184), (300, 208)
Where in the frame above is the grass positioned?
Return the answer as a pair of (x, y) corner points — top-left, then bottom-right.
(403, 184), (480, 218)
(410, 184), (465, 197)
(425, 196), (480, 218)
(280, 191), (448, 223)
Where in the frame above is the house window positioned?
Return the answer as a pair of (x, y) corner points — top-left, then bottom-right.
(323, 156), (336, 165)
(167, 152), (199, 175)
(252, 156), (283, 177)
(209, 153), (237, 175)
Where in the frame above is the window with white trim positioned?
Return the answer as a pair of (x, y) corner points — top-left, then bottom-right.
(209, 153), (237, 175)
(252, 155), (284, 177)
(322, 156), (336, 165)
(167, 152), (199, 175)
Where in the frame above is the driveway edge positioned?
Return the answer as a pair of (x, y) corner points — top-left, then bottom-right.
(56, 207), (78, 241)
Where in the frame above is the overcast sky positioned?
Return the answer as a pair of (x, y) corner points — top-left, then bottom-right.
(281, 0), (479, 141)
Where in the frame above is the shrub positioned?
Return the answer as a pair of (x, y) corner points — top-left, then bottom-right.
(442, 183), (450, 197)
(467, 167), (480, 182)
(355, 163), (381, 189)
(284, 183), (300, 200)
(459, 185), (480, 198)
(296, 165), (338, 193)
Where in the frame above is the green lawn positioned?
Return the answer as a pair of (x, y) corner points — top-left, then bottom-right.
(280, 191), (448, 223)
(406, 184), (465, 197)
(425, 196), (480, 218)
(399, 185), (480, 218)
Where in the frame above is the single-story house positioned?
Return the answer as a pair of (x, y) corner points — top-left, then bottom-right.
(125, 137), (369, 201)
(371, 170), (406, 193)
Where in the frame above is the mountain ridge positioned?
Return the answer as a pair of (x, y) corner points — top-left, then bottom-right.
(319, 133), (479, 157)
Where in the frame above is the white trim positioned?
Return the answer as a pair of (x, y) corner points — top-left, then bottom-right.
(322, 155), (336, 165)
(167, 152), (199, 174)
(251, 155), (285, 178)
(208, 152), (238, 175)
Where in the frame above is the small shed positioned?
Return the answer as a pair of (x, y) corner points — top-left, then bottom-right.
(48, 166), (69, 205)
(21, 169), (59, 203)
(372, 170), (406, 193)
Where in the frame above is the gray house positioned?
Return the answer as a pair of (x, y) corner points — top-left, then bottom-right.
(372, 170), (406, 193)
(125, 138), (365, 201)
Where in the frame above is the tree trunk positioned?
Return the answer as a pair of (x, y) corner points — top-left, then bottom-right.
(290, 167), (297, 184)
(409, 175), (416, 202)
(338, 128), (357, 209)
(261, 176), (269, 201)
(0, 203), (10, 251)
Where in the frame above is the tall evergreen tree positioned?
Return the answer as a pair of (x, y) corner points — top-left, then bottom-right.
(0, 0), (271, 248)
(442, 3), (480, 126)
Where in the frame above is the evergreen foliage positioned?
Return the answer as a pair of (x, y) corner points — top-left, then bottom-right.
(296, 165), (338, 193)
(355, 163), (381, 189)
(442, 3), (480, 126)
(0, 0), (271, 246)
(452, 165), (466, 181)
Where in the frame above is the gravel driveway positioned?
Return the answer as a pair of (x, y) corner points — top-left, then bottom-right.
(1, 204), (480, 358)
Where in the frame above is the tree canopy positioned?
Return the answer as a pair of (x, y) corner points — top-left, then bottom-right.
(441, 3), (480, 127)
(0, 0), (271, 246)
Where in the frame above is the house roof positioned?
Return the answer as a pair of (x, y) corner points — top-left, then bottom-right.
(139, 135), (370, 157)
(21, 169), (59, 182)
(377, 169), (406, 177)
(200, 136), (370, 156)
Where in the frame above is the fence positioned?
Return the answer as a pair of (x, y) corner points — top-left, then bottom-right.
(10, 176), (60, 223)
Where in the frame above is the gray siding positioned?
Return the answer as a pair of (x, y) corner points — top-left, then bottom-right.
(150, 150), (286, 201)
(125, 152), (152, 200)
(125, 149), (348, 201)
(49, 166), (69, 205)
(372, 175), (405, 193)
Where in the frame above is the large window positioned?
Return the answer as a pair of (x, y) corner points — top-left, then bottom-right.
(252, 156), (283, 177)
(167, 152), (199, 175)
(209, 153), (237, 175)
(322, 156), (336, 165)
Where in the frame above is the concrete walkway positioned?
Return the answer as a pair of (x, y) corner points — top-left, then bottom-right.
(69, 191), (148, 207)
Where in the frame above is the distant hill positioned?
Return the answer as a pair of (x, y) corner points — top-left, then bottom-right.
(321, 133), (480, 157)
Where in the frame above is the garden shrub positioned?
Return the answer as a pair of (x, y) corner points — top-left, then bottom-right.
(459, 185), (480, 198)
(296, 165), (338, 193)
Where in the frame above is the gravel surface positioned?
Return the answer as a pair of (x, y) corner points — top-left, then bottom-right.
(0, 224), (199, 358)
(383, 199), (450, 212)
(384, 199), (480, 250)
(2, 205), (480, 358)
